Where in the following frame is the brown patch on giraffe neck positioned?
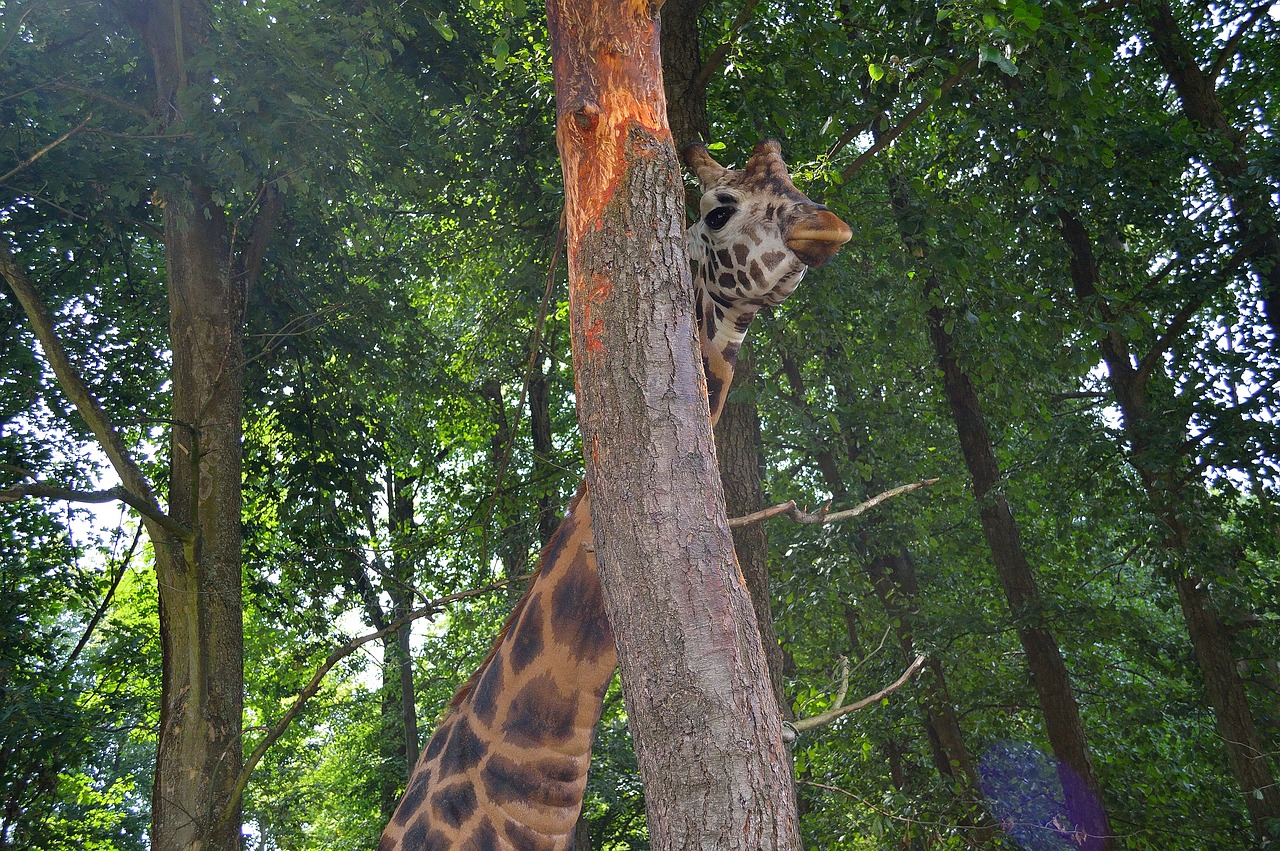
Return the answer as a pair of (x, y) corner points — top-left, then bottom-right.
(449, 486), (587, 708)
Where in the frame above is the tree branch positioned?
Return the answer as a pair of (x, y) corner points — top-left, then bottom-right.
(0, 481), (191, 541)
(835, 58), (977, 181)
(791, 654), (925, 732)
(1208, 1), (1275, 84)
(728, 478), (939, 528)
(689, 0), (762, 95)
(63, 523), (143, 671)
(0, 241), (165, 541)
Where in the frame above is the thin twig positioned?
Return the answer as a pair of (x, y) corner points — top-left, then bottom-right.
(791, 654), (925, 732)
(689, 0), (763, 95)
(0, 113), (94, 185)
(728, 478), (939, 528)
(63, 522), (142, 670)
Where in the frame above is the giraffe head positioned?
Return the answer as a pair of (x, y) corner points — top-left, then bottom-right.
(682, 139), (852, 328)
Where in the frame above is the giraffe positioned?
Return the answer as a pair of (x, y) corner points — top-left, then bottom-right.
(379, 139), (852, 851)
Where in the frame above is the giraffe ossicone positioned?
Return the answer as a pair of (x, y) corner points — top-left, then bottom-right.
(379, 139), (851, 851)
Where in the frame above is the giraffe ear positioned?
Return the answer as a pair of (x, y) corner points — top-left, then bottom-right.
(681, 143), (727, 188)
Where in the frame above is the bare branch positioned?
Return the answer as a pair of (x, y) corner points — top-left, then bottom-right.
(791, 654), (926, 733)
(63, 523), (143, 670)
(1209, 2), (1275, 83)
(0, 480), (191, 541)
(729, 478), (939, 528)
(0, 112), (94, 185)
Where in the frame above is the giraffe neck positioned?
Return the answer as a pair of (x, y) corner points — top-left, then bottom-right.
(379, 265), (748, 851)
(380, 487), (615, 850)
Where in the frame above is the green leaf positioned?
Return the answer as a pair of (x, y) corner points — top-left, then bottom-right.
(868, 62), (885, 81)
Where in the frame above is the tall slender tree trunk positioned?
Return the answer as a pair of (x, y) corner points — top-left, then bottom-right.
(547, 2), (799, 847)
(111, 3), (281, 845)
(378, 472), (420, 820)
(151, 178), (248, 851)
(114, 2), (248, 847)
(1059, 210), (1279, 841)
(886, 175), (1113, 850)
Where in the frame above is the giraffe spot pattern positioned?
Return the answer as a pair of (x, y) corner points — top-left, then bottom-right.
(482, 752), (581, 809)
(439, 717), (486, 777)
(550, 556), (612, 663)
(423, 718), (451, 762)
(509, 599), (545, 675)
(468, 817), (499, 851)
(470, 655), (504, 725)
(400, 815), (436, 850)
(501, 672), (577, 748)
(762, 250), (785, 269)
(704, 365), (725, 412)
(503, 818), (559, 851)
(433, 780), (477, 828)
(395, 769), (432, 825)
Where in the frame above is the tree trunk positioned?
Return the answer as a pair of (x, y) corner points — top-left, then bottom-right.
(659, 0), (711, 149)
(1058, 210), (1280, 841)
(152, 150), (247, 851)
(886, 176), (1113, 850)
(118, 3), (247, 847)
(529, 343), (561, 545)
(546, 2), (800, 848)
(714, 362), (790, 715)
(660, 0), (790, 720)
(379, 472), (420, 820)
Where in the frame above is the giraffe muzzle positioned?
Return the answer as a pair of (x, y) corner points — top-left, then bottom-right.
(786, 209), (853, 267)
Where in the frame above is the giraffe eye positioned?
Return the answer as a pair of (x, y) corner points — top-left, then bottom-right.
(705, 206), (736, 231)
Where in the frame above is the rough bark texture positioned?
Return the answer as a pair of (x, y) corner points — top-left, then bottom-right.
(154, 155), (247, 851)
(547, 2), (800, 848)
(1059, 210), (1279, 841)
(886, 176), (1113, 850)
(660, 0), (790, 720)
